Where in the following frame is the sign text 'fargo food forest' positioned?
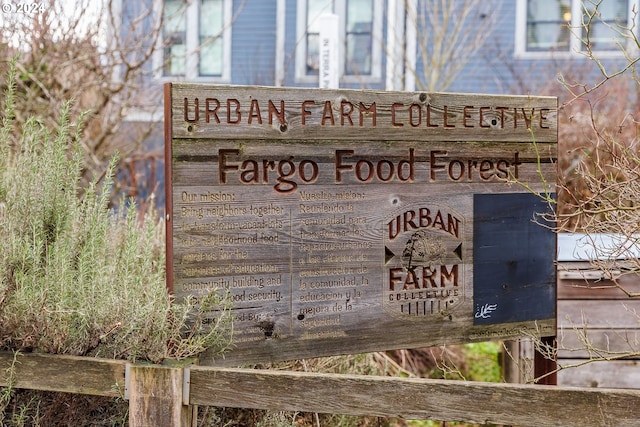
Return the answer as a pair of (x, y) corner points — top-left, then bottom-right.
(165, 84), (558, 366)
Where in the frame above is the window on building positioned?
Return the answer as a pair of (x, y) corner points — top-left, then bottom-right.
(296, 0), (381, 83)
(525, 0), (572, 52)
(345, 0), (373, 75)
(162, 0), (186, 76)
(158, 0), (230, 80)
(199, 0), (225, 76)
(517, 0), (637, 57)
(304, 0), (333, 75)
(580, 0), (630, 51)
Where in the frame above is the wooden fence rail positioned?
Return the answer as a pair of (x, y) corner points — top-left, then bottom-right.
(1, 351), (639, 427)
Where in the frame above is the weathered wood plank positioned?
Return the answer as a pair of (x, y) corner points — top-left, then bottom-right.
(558, 328), (640, 359)
(502, 339), (535, 384)
(188, 366), (640, 427)
(556, 257), (640, 390)
(558, 277), (640, 299)
(4, 351), (640, 427)
(558, 359), (640, 389)
(172, 139), (558, 163)
(0, 352), (126, 397)
(558, 300), (640, 329)
(170, 84), (558, 142)
(128, 364), (192, 427)
(170, 139), (557, 187)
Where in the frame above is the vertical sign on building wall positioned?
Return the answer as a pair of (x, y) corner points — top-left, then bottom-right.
(165, 84), (558, 366)
(318, 14), (339, 88)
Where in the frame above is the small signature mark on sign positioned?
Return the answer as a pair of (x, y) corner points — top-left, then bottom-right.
(475, 303), (498, 319)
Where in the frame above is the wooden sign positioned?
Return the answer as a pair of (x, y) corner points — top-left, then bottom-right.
(164, 83), (557, 366)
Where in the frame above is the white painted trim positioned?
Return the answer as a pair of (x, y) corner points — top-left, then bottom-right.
(403, 0), (416, 91)
(275, 0), (286, 86)
(106, 0), (123, 84)
(513, 0), (527, 58)
(385, 0), (407, 91)
(557, 233), (640, 261)
(220, 0), (233, 81)
(152, 0), (164, 80)
(186, 0), (199, 76)
(122, 107), (164, 123)
(569, 0), (582, 53)
(335, 0), (346, 78)
(368, 0), (383, 80)
(630, 0), (640, 57)
(384, 0), (398, 90)
(294, 0), (310, 83)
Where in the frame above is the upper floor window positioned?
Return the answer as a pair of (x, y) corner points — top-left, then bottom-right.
(157, 0), (231, 80)
(525, 0), (572, 52)
(296, 0), (382, 84)
(580, 0), (630, 51)
(516, 0), (638, 57)
(346, 0), (374, 75)
(162, 0), (187, 76)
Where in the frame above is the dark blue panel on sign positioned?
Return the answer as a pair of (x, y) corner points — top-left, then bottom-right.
(473, 193), (556, 325)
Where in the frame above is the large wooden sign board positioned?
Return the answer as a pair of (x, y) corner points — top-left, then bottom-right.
(164, 83), (557, 366)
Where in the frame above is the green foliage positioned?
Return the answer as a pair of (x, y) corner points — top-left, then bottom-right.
(459, 342), (502, 382)
(0, 58), (233, 363)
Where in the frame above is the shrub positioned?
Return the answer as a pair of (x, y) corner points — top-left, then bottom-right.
(0, 58), (232, 363)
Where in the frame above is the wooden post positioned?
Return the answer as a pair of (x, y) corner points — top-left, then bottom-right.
(534, 335), (557, 385)
(128, 364), (193, 427)
(502, 339), (534, 384)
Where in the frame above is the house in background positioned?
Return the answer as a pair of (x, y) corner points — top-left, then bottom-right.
(134, 0), (638, 92)
(112, 0), (640, 389)
(113, 0), (638, 203)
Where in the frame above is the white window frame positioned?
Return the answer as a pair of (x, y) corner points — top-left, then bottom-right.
(295, 0), (383, 85)
(515, 0), (639, 59)
(153, 0), (232, 82)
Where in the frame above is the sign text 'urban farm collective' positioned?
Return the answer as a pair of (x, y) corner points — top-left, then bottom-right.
(165, 84), (557, 366)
